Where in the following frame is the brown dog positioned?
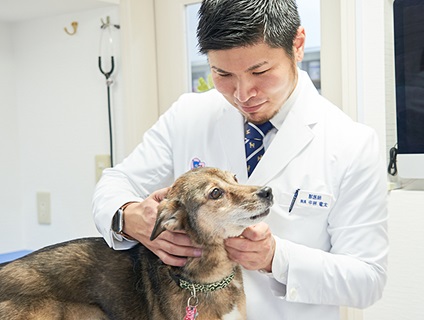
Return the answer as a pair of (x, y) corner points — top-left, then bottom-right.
(0, 167), (273, 320)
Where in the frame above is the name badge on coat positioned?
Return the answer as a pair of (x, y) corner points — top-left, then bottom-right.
(289, 190), (333, 214)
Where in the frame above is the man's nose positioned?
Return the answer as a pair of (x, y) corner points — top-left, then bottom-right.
(234, 78), (257, 103)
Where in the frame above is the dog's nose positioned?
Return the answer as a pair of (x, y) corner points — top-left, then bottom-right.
(257, 186), (273, 201)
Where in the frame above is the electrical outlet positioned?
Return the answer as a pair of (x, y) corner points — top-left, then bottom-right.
(95, 154), (111, 182)
(37, 192), (51, 225)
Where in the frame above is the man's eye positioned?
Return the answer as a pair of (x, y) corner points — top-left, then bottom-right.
(253, 69), (268, 75)
(218, 72), (231, 77)
(209, 188), (223, 199)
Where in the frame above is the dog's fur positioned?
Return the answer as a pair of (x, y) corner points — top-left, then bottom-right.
(0, 167), (273, 320)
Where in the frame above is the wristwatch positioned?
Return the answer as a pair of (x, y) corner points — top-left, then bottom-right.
(111, 207), (134, 240)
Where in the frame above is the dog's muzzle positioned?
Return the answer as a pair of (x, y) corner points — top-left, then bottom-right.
(250, 186), (273, 221)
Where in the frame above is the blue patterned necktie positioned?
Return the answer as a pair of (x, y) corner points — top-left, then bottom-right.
(245, 121), (273, 177)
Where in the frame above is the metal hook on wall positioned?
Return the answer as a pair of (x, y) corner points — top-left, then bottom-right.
(64, 21), (78, 36)
(100, 16), (120, 30)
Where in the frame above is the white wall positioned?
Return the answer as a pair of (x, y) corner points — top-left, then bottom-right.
(0, 22), (24, 253)
(364, 190), (424, 320)
(0, 5), (122, 253)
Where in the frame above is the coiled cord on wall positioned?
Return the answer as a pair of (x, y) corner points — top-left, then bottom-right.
(388, 143), (398, 176)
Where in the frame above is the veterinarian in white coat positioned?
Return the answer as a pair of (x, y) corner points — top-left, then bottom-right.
(93, 1), (388, 319)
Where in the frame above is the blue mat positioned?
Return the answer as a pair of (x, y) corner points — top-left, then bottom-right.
(0, 250), (32, 264)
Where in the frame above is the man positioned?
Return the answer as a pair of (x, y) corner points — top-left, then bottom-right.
(93, 0), (388, 319)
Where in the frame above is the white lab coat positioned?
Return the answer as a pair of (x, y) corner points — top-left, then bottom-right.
(93, 70), (388, 320)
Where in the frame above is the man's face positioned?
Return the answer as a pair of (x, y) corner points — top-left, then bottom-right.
(208, 41), (301, 124)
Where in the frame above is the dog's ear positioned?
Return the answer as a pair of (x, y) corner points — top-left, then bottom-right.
(150, 199), (186, 241)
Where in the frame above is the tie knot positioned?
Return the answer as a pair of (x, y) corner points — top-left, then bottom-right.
(245, 121), (273, 140)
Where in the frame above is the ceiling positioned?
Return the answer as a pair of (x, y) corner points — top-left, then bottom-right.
(0, 0), (119, 22)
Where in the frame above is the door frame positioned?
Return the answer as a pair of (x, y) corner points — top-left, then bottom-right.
(154, 0), (201, 114)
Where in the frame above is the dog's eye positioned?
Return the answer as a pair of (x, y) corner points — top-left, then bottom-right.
(209, 188), (223, 200)
(233, 175), (238, 183)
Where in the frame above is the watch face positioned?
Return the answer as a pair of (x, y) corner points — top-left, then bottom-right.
(111, 209), (124, 233)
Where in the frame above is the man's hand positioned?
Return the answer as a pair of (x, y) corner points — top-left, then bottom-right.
(122, 188), (202, 267)
(224, 222), (275, 272)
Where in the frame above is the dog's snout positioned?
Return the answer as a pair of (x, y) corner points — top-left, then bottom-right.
(257, 186), (273, 201)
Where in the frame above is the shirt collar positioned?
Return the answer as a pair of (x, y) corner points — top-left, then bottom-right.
(269, 68), (303, 131)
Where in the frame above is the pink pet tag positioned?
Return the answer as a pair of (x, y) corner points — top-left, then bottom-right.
(184, 305), (198, 320)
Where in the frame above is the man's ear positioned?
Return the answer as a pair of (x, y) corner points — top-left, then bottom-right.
(293, 26), (306, 62)
(150, 199), (186, 241)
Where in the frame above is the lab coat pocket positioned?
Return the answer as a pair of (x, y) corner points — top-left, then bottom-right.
(271, 189), (334, 246)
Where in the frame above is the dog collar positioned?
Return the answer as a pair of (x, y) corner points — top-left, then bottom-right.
(171, 269), (236, 293)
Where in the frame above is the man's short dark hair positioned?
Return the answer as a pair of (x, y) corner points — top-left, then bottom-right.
(197, 0), (301, 57)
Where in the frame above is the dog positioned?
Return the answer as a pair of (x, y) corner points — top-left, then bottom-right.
(0, 167), (273, 320)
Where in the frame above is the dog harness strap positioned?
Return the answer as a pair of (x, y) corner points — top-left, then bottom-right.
(173, 269), (236, 293)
